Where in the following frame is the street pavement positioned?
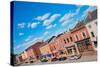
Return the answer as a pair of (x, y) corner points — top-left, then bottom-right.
(20, 51), (97, 66)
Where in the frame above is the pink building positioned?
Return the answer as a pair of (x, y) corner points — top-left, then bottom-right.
(48, 35), (65, 58)
(60, 32), (80, 56)
(71, 22), (94, 53)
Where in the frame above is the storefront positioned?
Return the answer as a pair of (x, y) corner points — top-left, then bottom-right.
(76, 38), (93, 53)
(65, 45), (79, 57)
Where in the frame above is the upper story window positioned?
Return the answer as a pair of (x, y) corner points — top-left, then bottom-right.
(91, 32), (95, 37)
(70, 37), (73, 42)
(88, 24), (91, 28)
(95, 22), (97, 25)
(54, 46), (56, 50)
(76, 35), (79, 41)
(82, 32), (86, 38)
(67, 38), (70, 43)
(64, 39), (66, 44)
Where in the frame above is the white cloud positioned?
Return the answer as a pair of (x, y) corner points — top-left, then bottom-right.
(59, 6), (83, 27)
(25, 35), (33, 42)
(84, 6), (97, 14)
(61, 21), (69, 26)
(31, 22), (38, 28)
(28, 22), (40, 28)
(14, 45), (21, 50)
(18, 22), (25, 28)
(79, 6), (97, 20)
(59, 5), (82, 23)
(75, 5), (84, 14)
(53, 28), (65, 36)
(75, 6), (81, 15)
(61, 19), (73, 26)
(59, 12), (74, 23)
(46, 24), (56, 29)
(59, 12), (74, 27)
(43, 14), (61, 26)
(35, 13), (50, 21)
(24, 37), (43, 47)
(51, 14), (61, 19)
(19, 33), (24, 36)
(14, 37), (43, 51)
(44, 31), (49, 35)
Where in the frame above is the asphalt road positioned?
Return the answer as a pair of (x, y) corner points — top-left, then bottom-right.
(20, 51), (97, 66)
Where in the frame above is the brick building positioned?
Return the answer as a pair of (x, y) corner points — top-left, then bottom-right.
(71, 22), (94, 53)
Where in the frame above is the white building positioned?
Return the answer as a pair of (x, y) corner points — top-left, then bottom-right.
(85, 9), (97, 50)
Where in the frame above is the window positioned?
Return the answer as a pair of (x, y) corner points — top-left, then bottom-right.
(95, 22), (97, 25)
(94, 41), (97, 48)
(73, 47), (77, 53)
(64, 39), (66, 44)
(70, 37), (73, 42)
(76, 35), (79, 40)
(67, 38), (69, 43)
(59, 50), (65, 54)
(91, 32), (95, 37)
(67, 48), (73, 54)
(82, 32), (86, 38)
(88, 25), (91, 28)
(53, 46), (56, 50)
(85, 40), (90, 46)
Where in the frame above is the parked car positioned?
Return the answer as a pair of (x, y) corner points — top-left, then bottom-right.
(68, 54), (82, 60)
(25, 61), (28, 63)
(30, 60), (35, 63)
(24, 57), (36, 64)
(51, 57), (58, 62)
(58, 57), (67, 61)
(40, 58), (48, 62)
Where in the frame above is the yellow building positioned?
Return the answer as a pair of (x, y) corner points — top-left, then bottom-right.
(40, 44), (52, 59)
(21, 51), (28, 60)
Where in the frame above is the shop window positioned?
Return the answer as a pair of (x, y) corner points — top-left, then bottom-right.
(94, 41), (97, 48)
(67, 48), (73, 54)
(59, 50), (65, 55)
(73, 47), (77, 53)
(85, 40), (90, 46)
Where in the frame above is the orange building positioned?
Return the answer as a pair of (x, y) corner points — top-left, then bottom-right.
(25, 41), (46, 60)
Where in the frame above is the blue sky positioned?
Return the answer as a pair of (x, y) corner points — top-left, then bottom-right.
(12, 1), (97, 54)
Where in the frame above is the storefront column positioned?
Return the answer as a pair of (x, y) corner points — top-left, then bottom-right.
(75, 44), (80, 55)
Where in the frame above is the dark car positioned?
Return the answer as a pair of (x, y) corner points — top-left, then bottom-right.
(58, 57), (67, 61)
(25, 62), (28, 63)
(51, 57), (58, 61)
(30, 60), (35, 63)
